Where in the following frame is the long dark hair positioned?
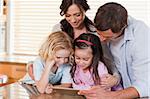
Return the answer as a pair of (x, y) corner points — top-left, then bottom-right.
(59, 0), (95, 39)
(71, 33), (106, 85)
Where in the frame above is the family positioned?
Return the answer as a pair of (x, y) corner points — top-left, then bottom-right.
(23, 0), (150, 98)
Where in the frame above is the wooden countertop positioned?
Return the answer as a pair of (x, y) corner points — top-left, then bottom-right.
(0, 54), (36, 64)
(0, 83), (85, 99)
(0, 78), (17, 87)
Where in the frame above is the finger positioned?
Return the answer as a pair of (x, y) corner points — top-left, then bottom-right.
(48, 84), (53, 87)
(101, 74), (111, 78)
(79, 91), (97, 98)
(100, 78), (108, 83)
(78, 90), (95, 95)
(45, 88), (53, 94)
(78, 86), (101, 95)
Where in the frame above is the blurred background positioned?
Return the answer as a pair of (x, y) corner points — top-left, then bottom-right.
(0, 0), (150, 56)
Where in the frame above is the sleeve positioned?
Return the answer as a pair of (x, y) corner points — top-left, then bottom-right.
(98, 62), (108, 77)
(51, 23), (62, 32)
(33, 57), (45, 81)
(61, 65), (72, 83)
(131, 21), (150, 97)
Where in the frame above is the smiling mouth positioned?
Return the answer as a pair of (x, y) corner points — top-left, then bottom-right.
(71, 22), (78, 25)
(72, 24), (78, 26)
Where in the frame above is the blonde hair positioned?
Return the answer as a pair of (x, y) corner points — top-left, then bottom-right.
(39, 31), (74, 65)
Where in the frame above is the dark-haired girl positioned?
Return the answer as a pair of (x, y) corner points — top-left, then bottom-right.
(71, 33), (122, 90)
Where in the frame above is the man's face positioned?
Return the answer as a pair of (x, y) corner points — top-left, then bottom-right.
(96, 29), (122, 42)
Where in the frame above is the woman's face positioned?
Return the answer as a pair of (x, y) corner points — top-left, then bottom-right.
(75, 47), (93, 71)
(65, 4), (85, 29)
(54, 49), (70, 67)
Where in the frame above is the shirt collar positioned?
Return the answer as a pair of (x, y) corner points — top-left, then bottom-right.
(123, 16), (134, 42)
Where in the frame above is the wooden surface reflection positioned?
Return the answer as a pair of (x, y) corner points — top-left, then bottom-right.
(0, 82), (85, 99)
(31, 93), (85, 99)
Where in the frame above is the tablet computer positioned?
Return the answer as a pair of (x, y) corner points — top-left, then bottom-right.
(18, 81), (40, 96)
(52, 86), (79, 95)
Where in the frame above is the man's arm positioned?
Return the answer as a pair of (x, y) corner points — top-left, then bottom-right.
(111, 87), (139, 99)
(78, 86), (139, 99)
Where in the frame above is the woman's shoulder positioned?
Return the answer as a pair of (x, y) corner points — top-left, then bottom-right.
(51, 23), (62, 32)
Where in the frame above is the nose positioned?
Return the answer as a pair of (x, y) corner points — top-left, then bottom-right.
(59, 58), (66, 64)
(77, 60), (84, 66)
(97, 32), (106, 42)
(99, 35), (107, 42)
(70, 16), (76, 23)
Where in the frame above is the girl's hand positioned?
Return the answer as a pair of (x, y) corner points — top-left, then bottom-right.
(100, 74), (119, 89)
(45, 59), (55, 69)
(45, 84), (53, 94)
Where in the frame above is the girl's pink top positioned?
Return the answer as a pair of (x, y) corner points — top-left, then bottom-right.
(72, 61), (108, 90)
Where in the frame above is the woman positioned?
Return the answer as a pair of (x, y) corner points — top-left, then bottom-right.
(52, 0), (96, 39)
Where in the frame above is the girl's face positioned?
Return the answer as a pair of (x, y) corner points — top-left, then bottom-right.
(54, 49), (70, 67)
(75, 47), (93, 70)
(65, 4), (85, 29)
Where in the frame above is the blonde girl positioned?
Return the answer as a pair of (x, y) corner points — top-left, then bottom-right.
(26, 31), (74, 93)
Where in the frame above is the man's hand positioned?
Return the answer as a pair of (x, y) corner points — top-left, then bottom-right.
(78, 85), (114, 99)
(101, 74), (119, 89)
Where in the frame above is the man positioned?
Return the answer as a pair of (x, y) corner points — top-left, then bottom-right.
(79, 2), (150, 99)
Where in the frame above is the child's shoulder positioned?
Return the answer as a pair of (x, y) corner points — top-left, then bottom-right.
(98, 61), (105, 67)
(58, 64), (72, 73)
(33, 56), (45, 67)
(61, 64), (71, 68)
(60, 64), (71, 70)
(98, 61), (108, 73)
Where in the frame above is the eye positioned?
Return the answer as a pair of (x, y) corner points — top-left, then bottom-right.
(56, 56), (61, 59)
(75, 56), (80, 60)
(75, 13), (81, 17)
(65, 14), (70, 17)
(83, 58), (89, 61)
(64, 57), (69, 60)
(83, 57), (90, 61)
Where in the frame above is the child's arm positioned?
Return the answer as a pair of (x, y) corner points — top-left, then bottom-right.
(26, 61), (34, 80)
(60, 64), (72, 88)
(35, 59), (55, 93)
